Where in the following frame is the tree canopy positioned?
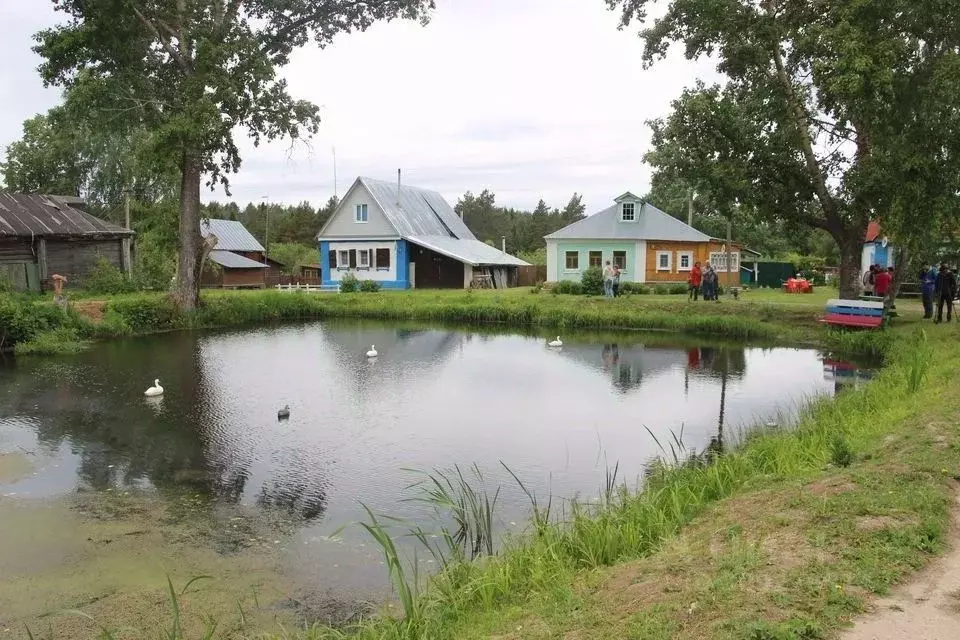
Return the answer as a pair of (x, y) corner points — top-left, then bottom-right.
(608, 0), (960, 297)
(33, 0), (434, 309)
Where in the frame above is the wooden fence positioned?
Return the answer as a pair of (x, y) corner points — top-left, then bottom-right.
(516, 265), (547, 286)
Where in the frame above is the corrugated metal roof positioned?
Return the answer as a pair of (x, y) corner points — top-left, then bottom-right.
(544, 201), (711, 242)
(201, 219), (265, 252)
(407, 235), (530, 267)
(208, 250), (269, 269)
(0, 192), (133, 238)
(360, 177), (476, 240)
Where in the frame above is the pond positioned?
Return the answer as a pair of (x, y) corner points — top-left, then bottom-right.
(0, 321), (872, 630)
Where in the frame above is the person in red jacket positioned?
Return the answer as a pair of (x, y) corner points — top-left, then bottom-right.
(688, 262), (703, 301)
(873, 266), (892, 298)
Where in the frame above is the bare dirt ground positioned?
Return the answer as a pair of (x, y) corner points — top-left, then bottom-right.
(843, 492), (960, 640)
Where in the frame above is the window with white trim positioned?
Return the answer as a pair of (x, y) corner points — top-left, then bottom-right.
(709, 251), (740, 272)
(621, 202), (635, 221)
(337, 249), (350, 269)
(656, 251), (672, 271)
(355, 203), (368, 223)
(376, 248), (390, 270)
(358, 249), (371, 268)
(565, 251), (579, 270)
(677, 251), (694, 271)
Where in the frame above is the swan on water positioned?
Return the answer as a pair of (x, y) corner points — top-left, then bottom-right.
(144, 379), (164, 397)
(366, 345), (378, 358)
(548, 336), (563, 348)
(278, 405), (290, 420)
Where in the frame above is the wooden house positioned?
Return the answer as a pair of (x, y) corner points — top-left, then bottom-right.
(0, 193), (133, 291)
(200, 219), (271, 289)
(316, 176), (529, 289)
(544, 192), (743, 286)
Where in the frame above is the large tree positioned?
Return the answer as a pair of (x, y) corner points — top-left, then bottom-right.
(608, 0), (960, 298)
(34, 0), (434, 310)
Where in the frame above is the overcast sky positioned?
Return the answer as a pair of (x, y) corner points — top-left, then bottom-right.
(1, 0), (718, 213)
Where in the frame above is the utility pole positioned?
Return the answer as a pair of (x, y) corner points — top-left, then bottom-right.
(687, 187), (694, 227)
(261, 195), (269, 256)
(725, 216), (733, 294)
(124, 191), (131, 230)
(332, 146), (338, 201)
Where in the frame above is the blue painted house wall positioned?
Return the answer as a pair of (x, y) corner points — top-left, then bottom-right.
(320, 239), (410, 289)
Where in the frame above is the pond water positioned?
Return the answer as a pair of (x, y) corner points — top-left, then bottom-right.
(0, 321), (872, 609)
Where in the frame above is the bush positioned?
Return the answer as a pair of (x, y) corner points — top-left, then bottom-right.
(581, 267), (604, 296)
(340, 274), (359, 293)
(668, 284), (688, 295)
(84, 256), (136, 295)
(359, 279), (382, 293)
(618, 282), (649, 295)
(552, 280), (583, 295)
(14, 327), (89, 356)
(653, 284), (669, 295)
(106, 295), (183, 333)
(830, 434), (854, 468)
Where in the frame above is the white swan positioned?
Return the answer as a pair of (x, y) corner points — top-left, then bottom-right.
(548, 336), (563, 348)
(366, 345), (378, 358)
(144, 379), (164, 397)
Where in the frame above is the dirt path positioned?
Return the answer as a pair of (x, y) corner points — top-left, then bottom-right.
(843, 492), (960, 640)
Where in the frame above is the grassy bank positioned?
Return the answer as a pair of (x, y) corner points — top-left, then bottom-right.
(3, 287), (916, 358)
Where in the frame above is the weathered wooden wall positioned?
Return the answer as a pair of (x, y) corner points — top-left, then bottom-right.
(516, 265), (547, 286)
(0, 239), (36, 264)
(46, 239), (123, 283)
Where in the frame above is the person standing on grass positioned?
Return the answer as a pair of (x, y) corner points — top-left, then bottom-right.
(873, 265), (892, 299)
(688, 261), (702, 301)
(935, 263), (957, 323)
(603, 260), (615, 298)
(702, 263), (717, 301)
(920, 264), (938, 319)
(862, 264), (876, 296)
(612, 263), (621, 297)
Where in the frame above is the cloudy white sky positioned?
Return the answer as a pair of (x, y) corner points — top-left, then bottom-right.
(1, 0), (718, 213)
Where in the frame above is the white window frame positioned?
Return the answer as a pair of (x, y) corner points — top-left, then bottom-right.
(621, 202), (636, 222)
(677, 251), (694, 272)
(355, 203), (369, 223)
(656, 251), (672, 272)
(358, 248), (371, 269)
(709, 251), (740, 273)
(337, 249), (350, 269)
(564, 251), (580, 271)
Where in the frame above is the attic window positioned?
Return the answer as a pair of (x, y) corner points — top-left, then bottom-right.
(621, 202), (635, 221)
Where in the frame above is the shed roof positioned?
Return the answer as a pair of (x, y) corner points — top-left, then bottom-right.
(407, 235), (531, 267)
(201, 219), (265, 252)
(0, 192), (133, 238)
(358, 177), (477, 240)
(544, 200), (711, 243)
(208, 250), (269, 269)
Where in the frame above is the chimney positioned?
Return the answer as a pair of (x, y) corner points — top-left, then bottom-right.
(501, 236), (506, 254)
(397, 168), (401, 206)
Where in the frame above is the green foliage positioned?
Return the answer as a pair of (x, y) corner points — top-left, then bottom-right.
(553, 280), (583, 295)
(83, 256), (136, 295)
(106, 295), (183, 333)
(669, 284), (688, 295)
(829, 435), (854, 468)
(13, 327), (89, 356)
(516, 248), (546, 266)
(581, 267), (604, 296)
(0, 294), (71, 351)
(339, 274), (359, 293)
(267, 242), (317, 275)
(359, 279), (382, 293)
(654, 284), (669, 295)
(619, 282), (650, 295)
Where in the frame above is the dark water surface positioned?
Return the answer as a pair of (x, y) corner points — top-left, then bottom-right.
(0, 321), (870, 595)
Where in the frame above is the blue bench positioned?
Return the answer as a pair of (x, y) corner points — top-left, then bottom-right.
(822, 298), (886, 328)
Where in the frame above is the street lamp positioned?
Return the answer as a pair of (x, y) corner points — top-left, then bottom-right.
(261, 195), (269, 257)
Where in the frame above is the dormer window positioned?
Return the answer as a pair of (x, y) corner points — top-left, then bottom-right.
(621, 202), (635, 222)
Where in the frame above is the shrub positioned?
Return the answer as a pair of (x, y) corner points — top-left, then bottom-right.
(581, 267), (604, 296)
(668, 284), (688, 295)
(653, 284), (669, 295)
(830, 434), (854, 468)
(84, 256), (136, 295)
(14, 327), (89, 356)
(340, 274), (359, 293)
(107, 295), (183, 333)
(553, 280), (583, 295)
(359, 279), (382, 293)
(0, 295), (72, 350)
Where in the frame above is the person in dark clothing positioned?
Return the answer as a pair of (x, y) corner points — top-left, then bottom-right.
(920, 264), (938, 319)
(935, 263), (957, 323)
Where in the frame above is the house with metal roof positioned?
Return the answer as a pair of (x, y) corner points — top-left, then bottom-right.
(200, 218), (282, 288)
(316, 175), (529, 289)
(0, 192), (134, 291)
(544, 191), (743, 286)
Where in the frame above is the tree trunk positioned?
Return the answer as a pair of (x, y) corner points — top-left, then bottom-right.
(174, 151), (203, 311)
(837, 232), (863, 300)
(889, 246), (910, 303)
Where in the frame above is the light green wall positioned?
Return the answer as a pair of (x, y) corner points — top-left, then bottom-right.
(555, 242), (635, 282)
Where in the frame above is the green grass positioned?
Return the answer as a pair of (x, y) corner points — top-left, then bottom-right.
(12, 327), (89, 355)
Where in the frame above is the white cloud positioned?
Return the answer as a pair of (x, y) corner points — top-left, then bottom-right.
(1, 0), (719, 213)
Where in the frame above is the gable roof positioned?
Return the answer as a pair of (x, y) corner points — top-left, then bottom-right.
(208, 250), (268, 269)
(544, 200), (711, 242)
(0, 192), (134, 238)
(407, 235), (530, 267)
(865, 220), (881, 243)
(201, 219), (264, 252)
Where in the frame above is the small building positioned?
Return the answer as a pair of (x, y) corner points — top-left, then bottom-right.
(316, 176), (529, 289)
(200, 218), (271, 289)
(544, 192), (742, 286)
(297, 263), (322, 283)
(862, 220), (895, 274)
(0, 192), (134, 291)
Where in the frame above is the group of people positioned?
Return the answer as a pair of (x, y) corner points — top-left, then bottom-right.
(686, 261), (720, 302)
(602, 261), (622, 297)
(862, 264), (895, 298)
(919, 263), (958, 323)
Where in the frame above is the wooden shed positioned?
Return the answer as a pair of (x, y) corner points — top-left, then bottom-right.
(0, 193), (134, 291)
